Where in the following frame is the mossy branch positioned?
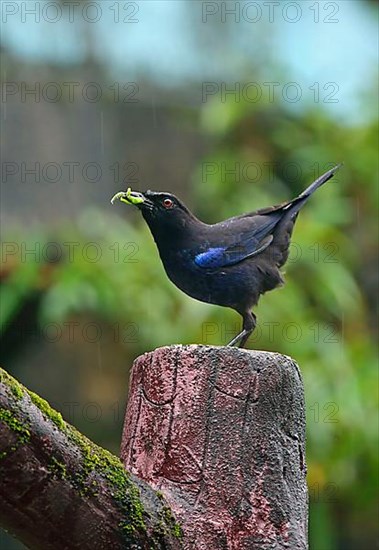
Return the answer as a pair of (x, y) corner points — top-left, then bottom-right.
(0, 367), (182, 550)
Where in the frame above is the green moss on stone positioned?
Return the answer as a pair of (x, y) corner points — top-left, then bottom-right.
(0, 408), (31, 460)
(0, 369), (24, 400)
(28, 391), (65, 430)
(11, 384), (24, 400)
(160, 504), (183, 539)
(63, 422), (147, 534)
(0, 409), (30, 444)
(0, 369), (65, 431)
(171, 522), (183, 539)
(152, 491), (183, 540)
(49, 457), (67, 479)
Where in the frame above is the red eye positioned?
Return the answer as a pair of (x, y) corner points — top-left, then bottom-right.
(163, 198), (174, 209)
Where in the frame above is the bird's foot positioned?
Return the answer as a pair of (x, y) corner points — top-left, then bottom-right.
(227, 329), (250, 348)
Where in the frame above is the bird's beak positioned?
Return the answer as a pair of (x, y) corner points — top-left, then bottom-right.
(110, 187), (145, 207)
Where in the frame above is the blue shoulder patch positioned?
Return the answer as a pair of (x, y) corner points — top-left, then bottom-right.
(194, 247), (227, 268)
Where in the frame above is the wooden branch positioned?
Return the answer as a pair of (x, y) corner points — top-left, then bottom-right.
(121, 345), (308, 550)
(0, 367), (182, 550)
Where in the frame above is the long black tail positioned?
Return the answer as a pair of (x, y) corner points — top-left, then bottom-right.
(269, 163), (342, 269)
(283, 163), (342, 218)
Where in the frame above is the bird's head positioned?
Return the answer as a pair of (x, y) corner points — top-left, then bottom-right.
(111, 188), (198, 237)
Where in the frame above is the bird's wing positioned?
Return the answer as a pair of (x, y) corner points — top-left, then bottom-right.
(194, 165), (342, 269)
(194, 212), (282, 269)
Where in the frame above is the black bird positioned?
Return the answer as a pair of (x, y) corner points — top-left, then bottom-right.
(111, 164), (341, 347)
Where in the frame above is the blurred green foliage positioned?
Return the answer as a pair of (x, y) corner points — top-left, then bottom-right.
(1, 94), (378, 549)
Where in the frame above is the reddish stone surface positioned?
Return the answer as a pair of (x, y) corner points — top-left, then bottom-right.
(121, 345), (308, 550)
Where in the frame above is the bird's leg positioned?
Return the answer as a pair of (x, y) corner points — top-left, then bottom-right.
(227, 311), (256, 348)
(238, 313), (256, 348)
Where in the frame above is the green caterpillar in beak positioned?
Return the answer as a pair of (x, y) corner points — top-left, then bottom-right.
(110, 187), (144, 206)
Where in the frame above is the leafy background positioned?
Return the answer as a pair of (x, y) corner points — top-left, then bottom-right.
(1, 1), (378, 548)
